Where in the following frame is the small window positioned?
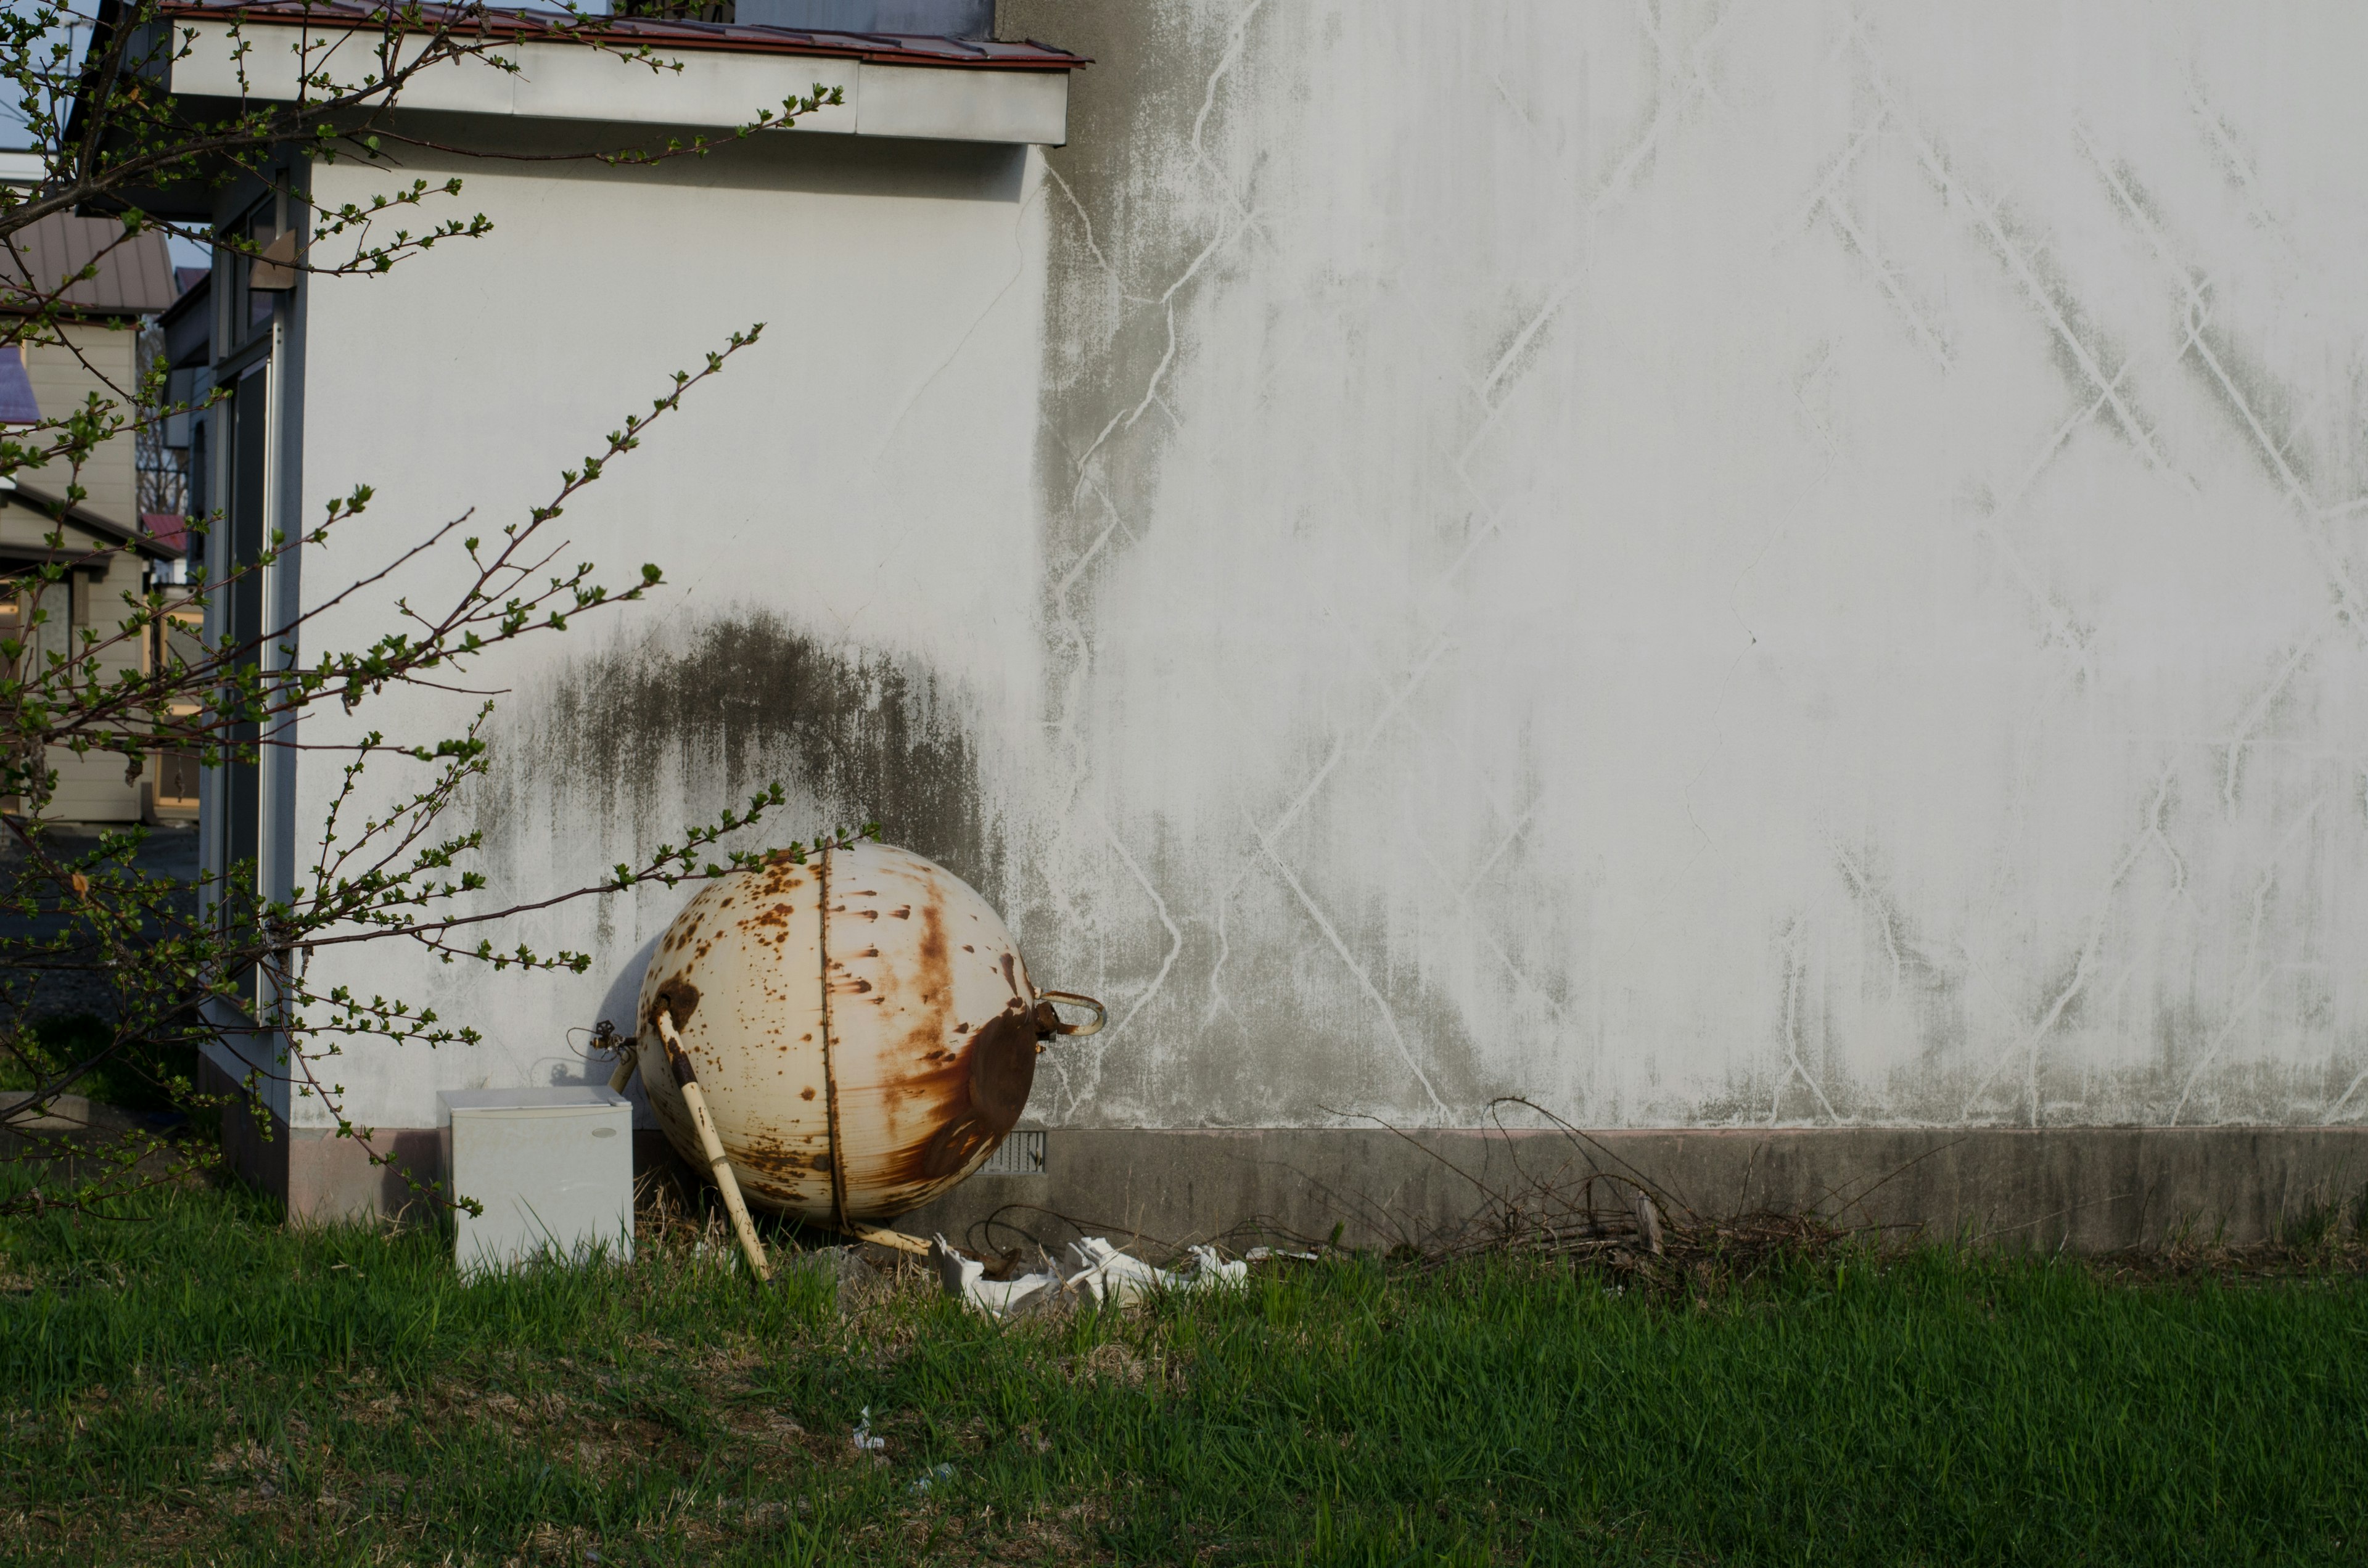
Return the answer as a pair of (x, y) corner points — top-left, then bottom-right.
(0, 573), (72, 681)
(220, 203), (294, 350)
(149, 605), (204, 813)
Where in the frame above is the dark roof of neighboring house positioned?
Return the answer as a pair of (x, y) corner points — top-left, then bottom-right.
(155, 1), (1088, 68)
(1, 479), (181, 560)
(0, 212), (176, 318)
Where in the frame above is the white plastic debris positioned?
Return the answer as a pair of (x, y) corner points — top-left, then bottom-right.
(850, 1406), (887, 1455)
(1243, 1246), (1319, 1263)
(911, 1461), (956, 1496)
(930, 1234), (1064, 1315)
(930, 1234), (1248, 1316)
(1063, 1236), (1172, 1308)
(1184, 1244), (1249, 1286)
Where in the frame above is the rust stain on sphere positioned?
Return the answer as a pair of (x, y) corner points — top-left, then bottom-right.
(636, 842), (1046, 1223)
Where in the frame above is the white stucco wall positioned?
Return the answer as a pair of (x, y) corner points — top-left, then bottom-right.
(290, 129), (1052, 1129)
(295, 3), (2368, 1139)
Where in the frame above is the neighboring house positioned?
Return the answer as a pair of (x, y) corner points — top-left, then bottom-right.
(0, 213), (184, 821)
(102, 1), (2368, 1246)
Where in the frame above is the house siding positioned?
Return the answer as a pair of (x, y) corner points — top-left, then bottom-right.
(6, 317), (154, 822)
(23, 322), (142, 524)
(0, 503), (150, 822)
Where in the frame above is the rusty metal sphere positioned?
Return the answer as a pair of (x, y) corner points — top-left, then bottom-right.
(635, 841), (1096, 1223)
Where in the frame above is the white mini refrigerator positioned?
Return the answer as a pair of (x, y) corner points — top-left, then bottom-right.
(439, 1086), (634, 1277)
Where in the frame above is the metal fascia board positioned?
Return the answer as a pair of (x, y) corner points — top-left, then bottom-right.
(853, 60), (1067, 146)
(168, 18), (1065, 144)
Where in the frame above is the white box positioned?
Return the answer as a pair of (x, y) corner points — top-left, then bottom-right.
(438, 1087), (634, 1278)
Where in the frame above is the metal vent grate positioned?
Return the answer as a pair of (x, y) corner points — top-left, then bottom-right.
(978, 1130), (1045, 1176)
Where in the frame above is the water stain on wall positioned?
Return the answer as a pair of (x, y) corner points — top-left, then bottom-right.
(1003, 0), (1249, 571)
(478, 612), (1006, 905)
(984, 1), (2368, 1133)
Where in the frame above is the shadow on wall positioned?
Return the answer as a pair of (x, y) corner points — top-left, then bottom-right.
(480, 609), (1008, 913)
(382, 109), (1029, 205)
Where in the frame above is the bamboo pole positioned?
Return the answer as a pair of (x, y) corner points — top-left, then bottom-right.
(653, 1008), (771, 1283)
(844, 1221), (931, 1256)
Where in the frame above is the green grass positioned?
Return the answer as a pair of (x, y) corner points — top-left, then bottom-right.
(0, 1173), (2363, 1566)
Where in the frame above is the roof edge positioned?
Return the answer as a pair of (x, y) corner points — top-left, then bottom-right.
(5, 480), (180, 559)
(152, 2), (1091, 70)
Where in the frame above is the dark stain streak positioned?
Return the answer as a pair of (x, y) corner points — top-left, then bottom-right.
(1981, 203), (2156, 457)
(488, 612), (1006, 906)
(2091, 156), (2318, 496)
(2182, 318), (2316, 496)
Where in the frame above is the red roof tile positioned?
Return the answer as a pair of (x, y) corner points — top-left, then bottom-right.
(141, 512), (190, 556)
(156, 1), (1087, 69)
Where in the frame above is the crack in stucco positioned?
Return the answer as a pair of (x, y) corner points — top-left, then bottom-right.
(2170, 794), (2325, 1125)
(2081, 124), (2368, 639)
(1770, 923), (1842, 1125)
(1022, 0), (1284, 1121)
(1248, 803), (1449, 1119)
(1958, 768), (2175, 1125)
(1854, 23), (2180, 478)
(2186, 81), (2302, 271)
(1821, 193), (1955, 374)
(1005, 1), (2368, 1133)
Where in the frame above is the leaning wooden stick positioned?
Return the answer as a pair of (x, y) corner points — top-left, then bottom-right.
(607, 1040), (639, 1094)
(844, 1221), (930, 1256)
(653, 1008), (771, 1283)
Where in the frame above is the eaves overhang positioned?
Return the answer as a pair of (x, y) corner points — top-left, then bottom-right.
(0, 480), (181, 560)
(146, 1), (1084, 146)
